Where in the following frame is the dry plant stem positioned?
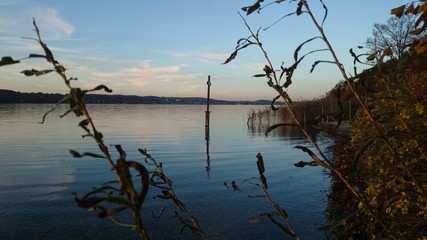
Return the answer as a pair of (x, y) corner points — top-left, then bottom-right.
(300, 2), (398, 238)
(141, 150), (206, 239)
(133, 211), (148, 240)
(238, 14), (330, 166)
(33, 20), (115, 168)
(33, 21), (149, 240)
(240, 6), (396, 239)
(239, 13), (279, 85)
(302, 1), (427, 197)
(177, 199), (206, 240)
(167, 187), (206, 239)
(262, 185), (299, 239)
(240, 11), (380, 237)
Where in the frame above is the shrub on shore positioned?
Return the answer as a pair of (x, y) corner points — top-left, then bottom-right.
(326, 53), (427, 239)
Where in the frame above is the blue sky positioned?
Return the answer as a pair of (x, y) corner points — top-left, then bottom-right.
(0, 0), (409, 101)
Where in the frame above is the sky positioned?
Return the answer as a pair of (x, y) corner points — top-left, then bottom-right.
(0, 0), (410, 101)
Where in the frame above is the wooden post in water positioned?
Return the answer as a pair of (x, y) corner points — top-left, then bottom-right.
(205, 75), (211, 177)
(205, 75), (211, 139)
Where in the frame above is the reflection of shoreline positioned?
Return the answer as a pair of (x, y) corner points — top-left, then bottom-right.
(247, 123), (318, 140)
(245, 105), (324, 142)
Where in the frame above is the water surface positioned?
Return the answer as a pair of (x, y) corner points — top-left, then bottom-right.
(0, 104), (331, 239)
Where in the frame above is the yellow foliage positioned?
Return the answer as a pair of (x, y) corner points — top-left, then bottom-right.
(351, 54), (427, 238)
(415, 103), (424, 115)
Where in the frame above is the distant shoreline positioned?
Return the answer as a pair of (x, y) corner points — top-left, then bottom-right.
(0, 89), (278, 105)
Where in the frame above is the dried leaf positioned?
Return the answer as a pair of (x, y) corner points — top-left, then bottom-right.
(294, 161), (318, 167)
(405, 4), (415, 15)
(69, 149), (105, 159)
(320, 0), (328, 27)
(0, 56), (20, 67)
(391, 4), (406, 17)
(310, 60), (335, 73)
(253, 74), (267, 78)
(28, 53), (46, 58)
(91, 84), (113, 93)
(294, 146), (332, 170)
(256, 153), (265, 174)
(223, 50), (238, 64)
(366, 52), (376, 61)
(242, 1), (263, 15)
(39, 95), (71, 124)
(296, 1), (304, 15)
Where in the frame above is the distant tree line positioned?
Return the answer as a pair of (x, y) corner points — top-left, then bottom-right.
(0, 89), (276, 105)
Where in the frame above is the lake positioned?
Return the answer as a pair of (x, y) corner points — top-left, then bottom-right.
(0, 104), (331, 240)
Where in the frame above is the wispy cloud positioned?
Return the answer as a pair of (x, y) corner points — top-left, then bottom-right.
(149, 49), (190, 58)
(197, 52), (228, 64)
(0, 40), (79, 56)
(91, 61), (192, 81)
(178, 81), (202, 93)
(0, 3), (75, 39)
(149, 48), (229, 65)
(30, 7), (75, 38)
(82, 60), (204, 95)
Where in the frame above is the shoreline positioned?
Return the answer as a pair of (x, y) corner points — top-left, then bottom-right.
(317, 121), (365, 238)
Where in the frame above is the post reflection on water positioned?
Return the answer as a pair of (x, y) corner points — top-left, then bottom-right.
(205, 124), (211, 178)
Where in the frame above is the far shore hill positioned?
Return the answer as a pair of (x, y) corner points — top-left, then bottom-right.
(0, 89), (279, 105)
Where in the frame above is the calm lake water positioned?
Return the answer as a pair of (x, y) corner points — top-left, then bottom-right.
(0, 104), (331, 240)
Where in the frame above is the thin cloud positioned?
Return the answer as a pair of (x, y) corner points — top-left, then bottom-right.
(0, 4), (75, 39)
(197, 52), (228, 64)
(30, 7), (75, 38)
(91, 62), (191, 81)
(149, 49), (190, 58)
(150, 48), (229, 64)
(87, 61), (204, 93)
(178, 81), (202, 93)
(0, 40), (79, 58)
